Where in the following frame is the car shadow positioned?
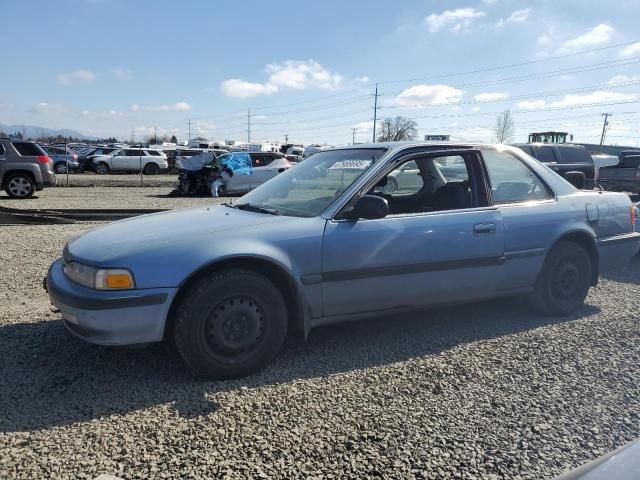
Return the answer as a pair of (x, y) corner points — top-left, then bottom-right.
(0, 195), (41, 200)
(0, 297), (600, 433)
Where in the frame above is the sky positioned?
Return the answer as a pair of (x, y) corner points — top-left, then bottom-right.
(2, 0), (640, 146)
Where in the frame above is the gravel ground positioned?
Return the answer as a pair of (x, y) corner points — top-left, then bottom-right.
(50, 173), (178, 188)
(0, 186), (224, 210)
(0, 200), (639, 479)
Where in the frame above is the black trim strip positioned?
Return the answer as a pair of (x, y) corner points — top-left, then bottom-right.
(597, 231), (640, 247)
(47, 267), (167, 311)
(504, 247), (545, 259)
(300, 274), (323, 286)
(322, 255), (506, 282)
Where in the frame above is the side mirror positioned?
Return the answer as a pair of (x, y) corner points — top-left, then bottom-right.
(565, 171), (586, 189)
(348, 195), (389, 220)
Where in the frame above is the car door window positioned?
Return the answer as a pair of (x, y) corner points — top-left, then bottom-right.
(622, 156), (640, 168)
(533, 146), (557, 163)
(482, 149), (553, 204)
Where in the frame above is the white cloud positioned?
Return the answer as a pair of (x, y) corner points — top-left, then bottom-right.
(608, 74), (640, 84)
(458, 127), (494, 141)
(57, 69), (95, 85)
(29, 102), (67, 113)
(620, 42), (640, 57)
(221, 79), (278, 98)
(221, 60), (342, 98)
(112, 66), (132, 80)
(266, 60), (342, 90)
(482, 0), (497, 4)
(517, 100), (546, 109)
(549, 91), (637, 108)
(353, 121), (374, 132)
(557, 24), (613, 53)
(396, 84), (465, 107)
(472, 106), (481, 112)
(424, 8), (486, 33)
(130, 102), (192, 112)
(558, 74), (574, 80)
(356, 76), (370, 83)
(497, 8), (531, 27)
(537, 34), (552, 46)
(450, 106), (462, 112)
(473, 92), (509, 102)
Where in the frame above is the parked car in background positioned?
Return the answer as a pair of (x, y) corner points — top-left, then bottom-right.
(91, 148), (168, 174)
(45, 143), (639, 379)
(42, 145), (80, 174)
(174, 149), (205, 170)
(80, 146), (118, 171)
(0, 138), (56, 198)
(512, 143), (596, 189)
(598, 153), (640, 193)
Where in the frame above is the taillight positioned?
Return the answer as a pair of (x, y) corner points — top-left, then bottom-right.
(631, 206), (637, 226)
(73, 154), (78, 160)
(37, 155), (51, 164)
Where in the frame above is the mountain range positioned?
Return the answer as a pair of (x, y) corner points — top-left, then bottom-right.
(0, 123), (94, 140)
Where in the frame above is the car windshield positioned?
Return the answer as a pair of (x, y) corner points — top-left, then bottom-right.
(234, 148), (385, 217)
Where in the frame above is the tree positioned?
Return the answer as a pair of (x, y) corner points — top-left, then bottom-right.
(494, 109), (515, 144)
(193, 136), (208, 142)
(170, 135), (178, 144)
(377, 116), (418, 142)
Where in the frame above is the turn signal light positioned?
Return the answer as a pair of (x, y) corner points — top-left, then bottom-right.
(105, 273), (133, 289)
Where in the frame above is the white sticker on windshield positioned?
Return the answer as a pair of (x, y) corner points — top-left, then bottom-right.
(329, 160), (372, 170)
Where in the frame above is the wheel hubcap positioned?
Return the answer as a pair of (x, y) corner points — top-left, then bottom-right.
(552, 260), (580, 300)
(8, 178), (32, 197)
(56, 164), (67, 174)
(204, 296), (264, 358)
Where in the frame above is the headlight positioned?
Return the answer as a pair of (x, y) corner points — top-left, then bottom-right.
(63, 262), (135, 290)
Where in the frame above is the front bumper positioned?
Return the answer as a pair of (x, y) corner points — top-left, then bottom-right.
(45, 258), (176, 345)
(597, 231), (640, 271)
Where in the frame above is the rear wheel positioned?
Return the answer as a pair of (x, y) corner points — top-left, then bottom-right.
(54, 162), (68, 174)
(4, 173), (35, 199)
(95, 162), (109, 175)
(383, 177), (398, 194)
(529, 241), (592, 316)
(143, 163), (160, 175)
(174, 269), (288, 379)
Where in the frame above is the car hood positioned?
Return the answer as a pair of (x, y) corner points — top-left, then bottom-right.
(65, 205), (294, 266)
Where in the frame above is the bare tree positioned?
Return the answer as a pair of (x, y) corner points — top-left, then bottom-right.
(377, 116), (418, 142)
(494, 109), (515, 143)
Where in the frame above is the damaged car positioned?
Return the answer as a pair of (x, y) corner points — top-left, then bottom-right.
(45, 143), (640, 379)
(173, 151), (292, 196)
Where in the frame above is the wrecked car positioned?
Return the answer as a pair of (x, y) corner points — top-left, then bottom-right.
(173, 151), (292, 196)
(46, 143), (640, 379)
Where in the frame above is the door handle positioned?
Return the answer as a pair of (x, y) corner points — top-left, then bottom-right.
(473, 223), (496, 235)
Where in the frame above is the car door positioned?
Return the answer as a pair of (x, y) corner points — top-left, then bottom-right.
(221, 152), (252, 192)
(321, 149), (506, 317)
(110, 149), (129, 171)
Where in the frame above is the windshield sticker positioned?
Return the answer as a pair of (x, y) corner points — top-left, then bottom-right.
(329, 160), (372, 170)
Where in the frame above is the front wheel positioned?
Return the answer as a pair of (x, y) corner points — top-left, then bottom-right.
(383, 177), (398, 194)
(95, 162), (109, 175)
(4, 173), (35, 198)
(173, 269), (288, 379)
(529, 241), (592, 316)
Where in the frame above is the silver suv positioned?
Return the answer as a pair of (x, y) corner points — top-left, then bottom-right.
(0, 138), (56, 198)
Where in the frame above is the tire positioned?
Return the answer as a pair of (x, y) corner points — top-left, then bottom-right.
(54, 162), (68, 174)
(529, 241), (592, 316)
(143, 163), (160, 175)
(174, 269), (288, 379)
(95, 162), (109, 175)
(383, 177), (398, 194)
(4, 173), (35, 199)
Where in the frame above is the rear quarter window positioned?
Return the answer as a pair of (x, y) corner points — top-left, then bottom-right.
(12, 142), (46, 156)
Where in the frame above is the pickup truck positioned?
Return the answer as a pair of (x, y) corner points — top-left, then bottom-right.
(598, 152), (640, 193)
(512, 143), (596, 189)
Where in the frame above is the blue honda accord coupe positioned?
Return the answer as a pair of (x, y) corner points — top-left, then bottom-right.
(46, 143), (640, 379)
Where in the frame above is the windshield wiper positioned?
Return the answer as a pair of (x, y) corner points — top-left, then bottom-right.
(234, 203), (280, 215)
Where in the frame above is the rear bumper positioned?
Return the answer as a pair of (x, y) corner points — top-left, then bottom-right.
(45, 258), (176, 345)
(597, 232), (640, 271)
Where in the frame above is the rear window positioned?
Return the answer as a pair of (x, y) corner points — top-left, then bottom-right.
(558, 147), (593, 164)
(532, 146), (557, 163)
(12, 142), (46, 156)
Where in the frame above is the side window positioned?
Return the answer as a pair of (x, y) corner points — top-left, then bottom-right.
(622, 156), (640, 168)
(124, 149), (142, 156)
(251, 154), (266, 167)
(482, 149), (553, 204)
(373, 160), (424, 196)
(559, 147), (592, 164)
(534, 146), (557, 163)
(12, 142), (45, 156)
(0, 143), (5, 155)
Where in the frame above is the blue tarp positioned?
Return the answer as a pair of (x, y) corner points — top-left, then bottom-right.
(220, 152), (252, 176)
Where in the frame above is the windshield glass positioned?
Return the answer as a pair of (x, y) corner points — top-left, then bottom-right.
(236, 148), (385, 217)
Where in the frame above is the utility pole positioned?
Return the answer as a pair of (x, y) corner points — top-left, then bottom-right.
(247, 108), (251, 144)
(154, 126), (157, 144)
(284, 133), (288, 144)
(130, 128), (134, 143)
(187, 119), (192, 142)
(372, 83), (380, 143)
(352, 128), (357, 144)
(600, 113), (612, 145)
